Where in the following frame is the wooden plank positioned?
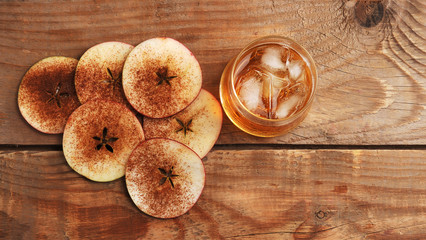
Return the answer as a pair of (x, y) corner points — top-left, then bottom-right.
(0, 0), (424, 145)
(1, 149), (425, 239)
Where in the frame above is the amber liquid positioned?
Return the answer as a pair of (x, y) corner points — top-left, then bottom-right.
(234, 44), (312, 120)
(220, 41), (315, 137)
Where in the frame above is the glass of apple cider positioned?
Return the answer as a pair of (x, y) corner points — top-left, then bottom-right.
(220, 36), (317, 137)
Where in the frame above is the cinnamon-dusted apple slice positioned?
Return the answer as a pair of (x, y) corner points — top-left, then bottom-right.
(122, 37), (202, 118)
(126, 138), (205, 218)
(18, 56), (80, 134)
(63, 100), (144, 182)
(143, 89), (222, 158)
(75, 41), (134, 109)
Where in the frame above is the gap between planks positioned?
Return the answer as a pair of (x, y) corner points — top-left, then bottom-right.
(0, 144), (425, 152)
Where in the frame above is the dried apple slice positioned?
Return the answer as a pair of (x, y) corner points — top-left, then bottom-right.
(75, 41), (134, 109)
(63, 100), (144, 182)
(126, 138), (205, 218)
(18, 56), (80, 134)
(122, 37), (202, 118)
(143, 89), (222, 158)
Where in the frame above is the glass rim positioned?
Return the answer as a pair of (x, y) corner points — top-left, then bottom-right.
(229, 35), (318, 125)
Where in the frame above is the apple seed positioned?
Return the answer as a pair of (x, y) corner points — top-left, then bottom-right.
(158, 166), (179, 188)
(92, 127), (119, 153)
(156, 67), (177, 86)
(45, 82), (69, 108)
(175, 118), (193, 136)
(101, 67), (122, 95)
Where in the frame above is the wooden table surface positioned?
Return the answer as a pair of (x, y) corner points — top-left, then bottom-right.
(1, 0), (425, 239)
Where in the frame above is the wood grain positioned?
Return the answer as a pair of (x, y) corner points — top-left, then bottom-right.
(1, 149), (425, 239)
(0, 0), (424, 145)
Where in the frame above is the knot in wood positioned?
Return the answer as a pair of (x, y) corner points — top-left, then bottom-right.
(355, 0), (384, 28)
(315, 210), (327, 220)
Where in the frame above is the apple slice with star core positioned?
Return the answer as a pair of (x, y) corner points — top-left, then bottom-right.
(122, 37), (202, 118)
(18, 56), (81, 134)
(143, 89), (222, 158)
(74, 41), (134, 110)
(63, 100), (144, 182)
(126, 138), (205, 218)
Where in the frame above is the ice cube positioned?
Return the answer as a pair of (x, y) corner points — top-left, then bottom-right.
(288, 60), (304, 80)
(261, 47), (286, 70)
(296, 70), (306, 83)
(270, 74), (290, 89)
(261, 74), (282, 116)
(257, 69), (291, 119)
(261, 76), (273, 118)
(237, 75), (264, 112)
(276, 95), (302, 119)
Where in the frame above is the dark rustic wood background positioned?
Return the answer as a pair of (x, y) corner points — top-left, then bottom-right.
(1, 0), (425, 239)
